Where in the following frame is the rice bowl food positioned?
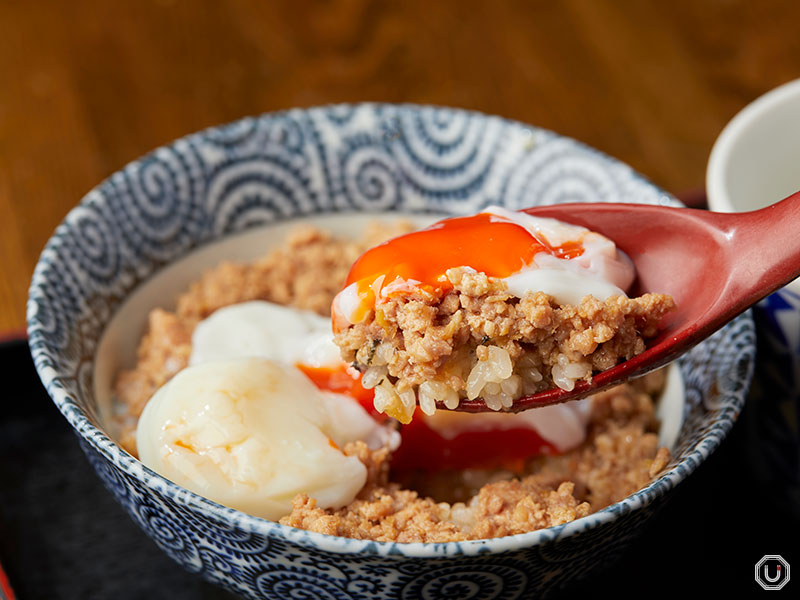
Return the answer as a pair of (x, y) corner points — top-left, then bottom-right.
(28, 103), (755, 599)
(115, 217), (674, 541)
(331, 206), (675, 421)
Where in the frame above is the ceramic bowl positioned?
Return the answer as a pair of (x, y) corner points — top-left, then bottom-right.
(28, 104), (754, 599)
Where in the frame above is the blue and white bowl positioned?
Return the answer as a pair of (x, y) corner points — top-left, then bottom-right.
(27, 104), (755, 599)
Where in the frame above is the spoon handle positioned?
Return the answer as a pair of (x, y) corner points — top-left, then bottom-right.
(0, 558), (16, 600)
(712, 190), (800, 329)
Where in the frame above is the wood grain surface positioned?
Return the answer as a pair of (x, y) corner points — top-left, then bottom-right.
(1, 0), (799, 332)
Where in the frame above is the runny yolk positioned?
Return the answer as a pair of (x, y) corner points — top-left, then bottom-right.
(297, 364), (558, 471)
(390, 408), (557, 474)
(295, 364), (387, 421)
(341, 212), (584, 326)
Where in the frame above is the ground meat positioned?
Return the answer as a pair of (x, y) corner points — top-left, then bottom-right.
(113, 222), (412, 455)
(177, 223), (413, 321)
(279, 480), (589, 542)
(336, 266), (675, 418)
(114, 309), (193, 453)
(114, 223), (672, 543)
(280, 377), (669, 542)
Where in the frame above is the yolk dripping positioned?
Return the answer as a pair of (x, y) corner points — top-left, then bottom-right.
(390, 408), (556, 474)
(340, 212), (584, 326)
(295, 363), (386, 420)
(297, 364), (557, 471)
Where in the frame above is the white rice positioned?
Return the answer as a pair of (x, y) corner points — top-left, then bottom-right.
(373, 379), (399, 414)
(361, 365), (388, 389)
(366, 344), (590, 416)
(418, 380), (457, 415)
(551, 353), (591, 392)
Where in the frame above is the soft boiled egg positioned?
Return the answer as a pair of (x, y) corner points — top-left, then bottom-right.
(136, 301), (400, 520)
(188, 300), (396, 447)
(186, 299), (593, 478)
(136, 358), (371, 521)
(189, 300), (341, 369)
(332, 205), (635, 331)
(137, 253), (604, 519)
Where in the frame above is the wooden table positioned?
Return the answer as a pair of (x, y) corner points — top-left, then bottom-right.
(1, 0), (799, 332)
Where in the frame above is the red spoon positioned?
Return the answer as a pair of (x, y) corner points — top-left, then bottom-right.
(453, 190), (800, 413)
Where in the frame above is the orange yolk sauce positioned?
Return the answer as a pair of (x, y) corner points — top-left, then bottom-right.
(296, 363), (384, 420)
(390, 408), (556, 473)
(334, 211), (584, 331)
(296, 363), (557, 472)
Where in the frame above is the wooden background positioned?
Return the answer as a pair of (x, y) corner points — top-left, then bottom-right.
(2, 0), (799, 332)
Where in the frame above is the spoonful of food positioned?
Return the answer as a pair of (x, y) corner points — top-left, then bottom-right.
(454, 189), (800, 413)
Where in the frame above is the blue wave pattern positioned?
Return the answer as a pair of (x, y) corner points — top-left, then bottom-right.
(750, 291), (800, 495)
(28, 104), (754, 599)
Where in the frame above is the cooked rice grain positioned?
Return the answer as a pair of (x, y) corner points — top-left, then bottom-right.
(336, 268), (675, 416)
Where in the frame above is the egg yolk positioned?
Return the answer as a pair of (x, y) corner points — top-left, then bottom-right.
(298, 363), (557, 472)
(390, 408), (556, 474)
(295, 364), (384, 420)
(339, 211), (584, 328)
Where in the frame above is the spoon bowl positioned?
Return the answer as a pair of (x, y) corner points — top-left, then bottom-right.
(455, 190), (800, 412)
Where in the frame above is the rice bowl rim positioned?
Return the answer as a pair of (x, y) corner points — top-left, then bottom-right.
(26, 102), (753, 559)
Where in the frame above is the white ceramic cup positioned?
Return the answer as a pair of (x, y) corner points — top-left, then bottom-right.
(706, 78), (800, 338)
(706, 78), (800, 514)
(707, 78), (800, 219)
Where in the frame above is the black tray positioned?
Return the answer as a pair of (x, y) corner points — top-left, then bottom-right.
(1, 337), (796, 599)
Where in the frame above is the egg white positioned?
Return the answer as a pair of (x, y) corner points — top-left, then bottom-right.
(136, 358), (369, 520)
